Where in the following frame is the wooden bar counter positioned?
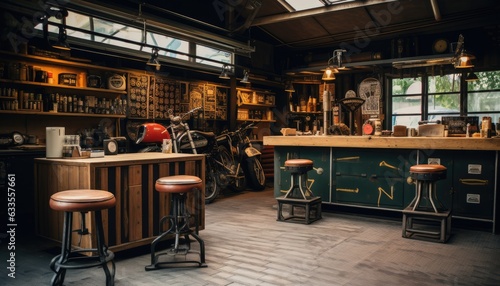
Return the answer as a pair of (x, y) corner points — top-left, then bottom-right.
(264, 135), (500, 151)
(35, 153), (205, 252)
(264, 135), (500, 232)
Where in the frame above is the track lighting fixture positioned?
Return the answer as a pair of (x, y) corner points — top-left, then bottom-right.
(322, 49), (345, 81)
(147, 47), (161, 69)
(240, 69), (250, 84)
(219, 64), (230, 79)
(52, 8), (70, 50)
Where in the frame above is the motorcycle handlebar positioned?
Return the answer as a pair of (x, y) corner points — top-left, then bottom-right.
(168, 107), (202, 122)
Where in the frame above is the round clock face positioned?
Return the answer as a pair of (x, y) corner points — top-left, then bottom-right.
(433, 39), (448, 54)
(108, 141), (117, 153)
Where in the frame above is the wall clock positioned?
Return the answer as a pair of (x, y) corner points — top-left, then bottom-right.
(432, 38), (449, 54)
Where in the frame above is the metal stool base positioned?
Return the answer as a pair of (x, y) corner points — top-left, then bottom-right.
(50, 211), (115, 286)
(145, 193), (206, 271)
(277, 196), (322, 224)
(402, 207), (451, 243)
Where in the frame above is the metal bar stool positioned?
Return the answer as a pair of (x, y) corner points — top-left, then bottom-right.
(277, 159), (322, 224)
(49, 189), (116, 286)
(402, 164), (451, 242)
(145, 175), (207, 270)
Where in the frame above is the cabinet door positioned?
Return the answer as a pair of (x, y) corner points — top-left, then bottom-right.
(416, 150), (455, 211)
(333, 149), (411, 209)
(274, 147), (331, 201)
(274, 146), (299, 197)
(452, 151), (495, 220)
(298, 147), (331, 202)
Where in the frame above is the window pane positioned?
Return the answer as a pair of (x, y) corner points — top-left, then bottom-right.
(93, 18), (142, 49)
(392, 78), (421, 95)
(148, 32), (189, 60)
(428, 93), (460, 113)
(468, 71), (500, 91)
(468, 91), (500, 112)
(66, 11), (91, 40)
(428, 74), (460, 93)
(196, 44), (231, 67)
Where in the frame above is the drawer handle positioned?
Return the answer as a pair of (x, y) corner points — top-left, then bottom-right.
(379, 160), (400, 171)
(459, 178), (488, 186)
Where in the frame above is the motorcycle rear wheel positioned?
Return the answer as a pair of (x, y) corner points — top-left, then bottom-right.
(244, 156), (266, 191)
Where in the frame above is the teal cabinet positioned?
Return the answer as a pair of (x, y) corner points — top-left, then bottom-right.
(417, 150), (495, 221)
(333, 149), (413, 209)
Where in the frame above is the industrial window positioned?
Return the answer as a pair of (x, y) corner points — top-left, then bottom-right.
(467, 71), (500, 124)
(390, 71), (500, 129)
(38, 10), (231, 69)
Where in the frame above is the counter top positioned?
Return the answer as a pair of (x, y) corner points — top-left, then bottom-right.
(35, 152), (205, 164)
(263, 135), (500, 151)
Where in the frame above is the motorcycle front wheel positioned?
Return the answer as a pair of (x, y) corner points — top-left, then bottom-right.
(204, 165), (219, 204)
(244, 156), (266, 191)
(218, 146), (246, 192)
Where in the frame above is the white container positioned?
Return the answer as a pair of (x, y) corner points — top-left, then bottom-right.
(46, 127), (65, 158)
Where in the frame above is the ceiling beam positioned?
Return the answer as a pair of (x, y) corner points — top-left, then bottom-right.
(251, 0), (399, 26)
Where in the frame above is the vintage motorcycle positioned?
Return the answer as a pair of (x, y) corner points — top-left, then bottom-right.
(166, 107), (246, 203)
(221, 122), (266, 191)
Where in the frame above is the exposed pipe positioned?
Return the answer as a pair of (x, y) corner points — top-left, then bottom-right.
(430, 0), (442, 21)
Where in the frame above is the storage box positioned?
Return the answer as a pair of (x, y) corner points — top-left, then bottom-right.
(237, 109), (249, 120)
(58, 73), (77, 86)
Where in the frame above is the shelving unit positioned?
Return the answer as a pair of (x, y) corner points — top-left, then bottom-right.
(0, 51), (128, 117)
(236, 88), (276, 122)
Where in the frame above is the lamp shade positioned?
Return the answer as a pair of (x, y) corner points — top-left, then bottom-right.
(285, 82), (295, 92)
(147, 48), (161, 68)
(322, 67), (336, 81)
(240, 70), (250, 84)
(465, 72), (479, 82)
(219, 65), (230, 79)
(455, 51), (474, 68)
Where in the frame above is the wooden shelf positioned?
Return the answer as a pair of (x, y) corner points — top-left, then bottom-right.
(0, 110), (125, 118)
(238, 103), (275, 108)
(0, 50), (131, 74)
(237, 119), (276, 123)
(0, 79), (126, 96)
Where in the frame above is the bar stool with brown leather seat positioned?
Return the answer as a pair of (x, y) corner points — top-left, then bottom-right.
(276, 158), (322, 224)
(145, 175), (206, 270)
(49, 189), (116, 286)
(402, 164), (451, 242)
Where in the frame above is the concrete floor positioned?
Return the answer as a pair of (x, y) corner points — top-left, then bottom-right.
(1, 186), (500, 285)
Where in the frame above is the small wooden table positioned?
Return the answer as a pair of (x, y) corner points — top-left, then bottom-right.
(35, 153), (205, 252)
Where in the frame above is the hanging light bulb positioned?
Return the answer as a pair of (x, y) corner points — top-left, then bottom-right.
(322, 67), (337, 81)
(455, 50), (474, 69)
